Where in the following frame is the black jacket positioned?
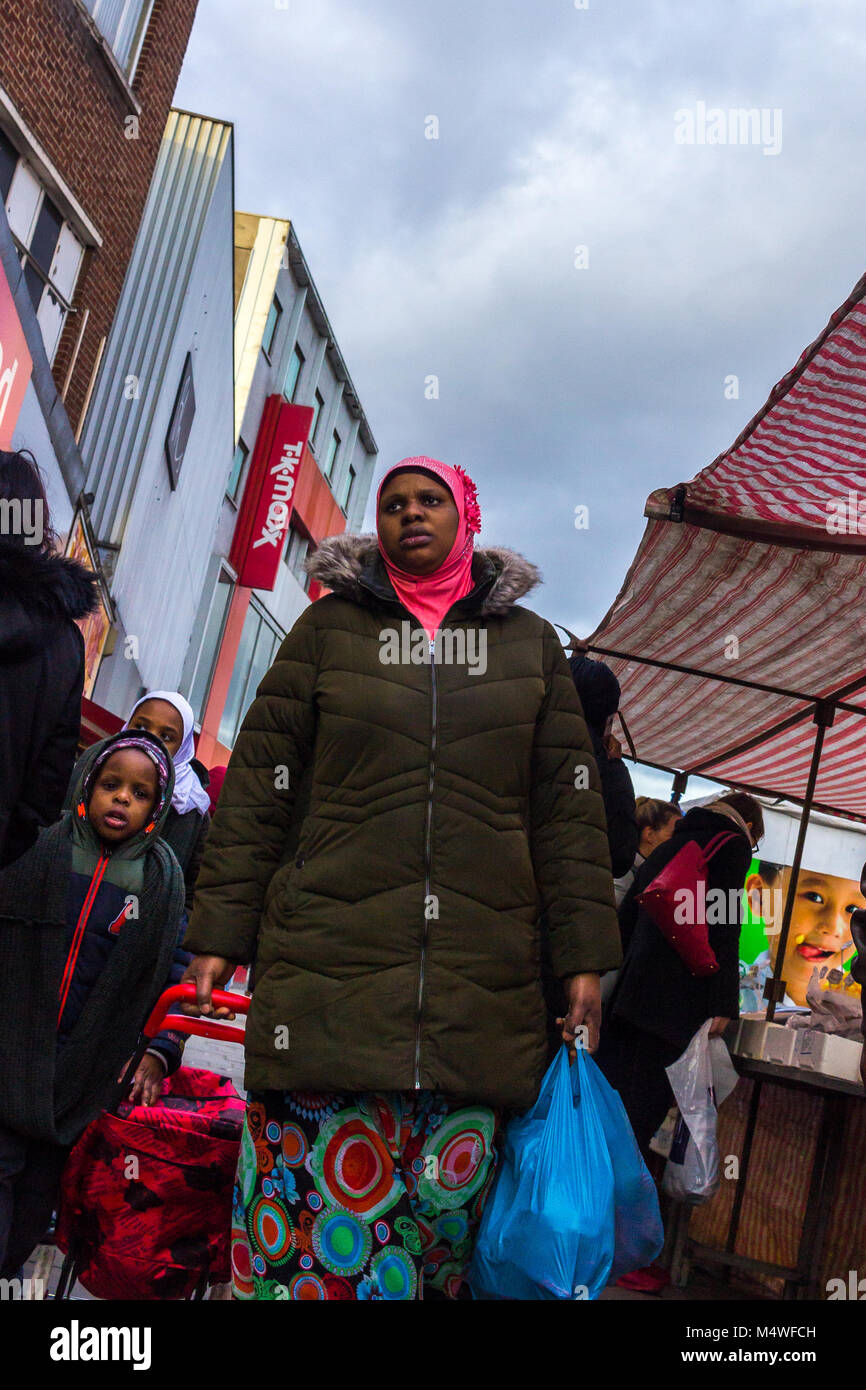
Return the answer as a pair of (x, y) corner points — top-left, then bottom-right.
(58, 859), (191, 1076)
(608, 806), (752, 1051)
(0, 540), (98, 870)
(0, 731), (184, 1144)
(568, 654), (638, 878)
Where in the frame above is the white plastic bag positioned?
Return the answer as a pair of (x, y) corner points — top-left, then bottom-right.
(662, 1020), (739, 1204)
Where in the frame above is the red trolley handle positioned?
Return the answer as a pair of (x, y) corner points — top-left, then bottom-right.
(142, 981), (250, 1045)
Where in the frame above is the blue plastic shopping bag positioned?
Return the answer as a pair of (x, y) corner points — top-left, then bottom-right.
(588, 1061), (664, 1278)
(468, 1047), (616, 1299)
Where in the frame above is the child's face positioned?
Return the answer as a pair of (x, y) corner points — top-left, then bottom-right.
(88, 750), (158, 845)
(748, 867), (863, 1006)
(128, 699), (184, 756)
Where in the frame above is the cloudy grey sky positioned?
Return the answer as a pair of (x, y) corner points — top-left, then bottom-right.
(176, 0), (866, 797)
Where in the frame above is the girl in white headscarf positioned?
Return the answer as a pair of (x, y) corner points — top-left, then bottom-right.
(123, 691), (211, 906)
(125, 692), (210, 816)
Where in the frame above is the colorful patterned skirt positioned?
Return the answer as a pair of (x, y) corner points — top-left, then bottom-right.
(231, 1090), (501, 1300)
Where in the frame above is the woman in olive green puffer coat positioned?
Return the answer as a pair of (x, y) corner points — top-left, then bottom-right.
(183, 458), (621, 1301)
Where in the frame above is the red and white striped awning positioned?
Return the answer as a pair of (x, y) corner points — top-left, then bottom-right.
(589, 272), (866, 820)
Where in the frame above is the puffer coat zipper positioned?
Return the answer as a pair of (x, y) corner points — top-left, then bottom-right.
(357, 580), (448, 1092)
(414, 636), (438, 1088)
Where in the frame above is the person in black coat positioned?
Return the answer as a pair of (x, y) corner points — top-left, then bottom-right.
(541, 652), (638, 1057)
(595, 791), (763, 1163)
(849, 887), (866, 1091)
(568, 653), (638, 878)
(0, 450), (98, 870)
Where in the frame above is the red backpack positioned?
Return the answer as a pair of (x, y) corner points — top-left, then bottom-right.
(636, 831), (740, 977)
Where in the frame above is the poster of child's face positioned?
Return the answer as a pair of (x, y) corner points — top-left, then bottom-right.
(745, 863), (864, 1006)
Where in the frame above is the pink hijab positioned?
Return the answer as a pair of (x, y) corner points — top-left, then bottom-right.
(376, 456), (482, 638)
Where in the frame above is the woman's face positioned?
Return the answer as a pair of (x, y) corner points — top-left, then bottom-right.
(128, 699), (184, 756)
(377, 471), (459, 574)
(640, 814), (678, 857)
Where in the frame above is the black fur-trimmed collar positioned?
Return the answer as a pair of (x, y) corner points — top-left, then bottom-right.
(306, 534), (541, 616)
(0, 539), (99, 622)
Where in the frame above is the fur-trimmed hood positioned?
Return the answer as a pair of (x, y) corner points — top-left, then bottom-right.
(306, 533), (541, 616)
(0, 539), (100, 663)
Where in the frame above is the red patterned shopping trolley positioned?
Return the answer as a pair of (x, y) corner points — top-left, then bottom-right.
(54, 984), (249, 1301)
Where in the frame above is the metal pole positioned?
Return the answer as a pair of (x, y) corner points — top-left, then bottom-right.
(725, 699), (835, 1259)
(583, 644), (866, 716)
(764, 701), (835, 1023)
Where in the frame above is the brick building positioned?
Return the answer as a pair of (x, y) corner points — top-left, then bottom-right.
(0, 0), (198, 442)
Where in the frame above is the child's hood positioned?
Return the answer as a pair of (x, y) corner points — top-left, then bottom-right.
(70, 729), (176, 860)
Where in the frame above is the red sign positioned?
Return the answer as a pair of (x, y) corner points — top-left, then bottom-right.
(230, 397), (313, 590)
(0, 258), (32, 449)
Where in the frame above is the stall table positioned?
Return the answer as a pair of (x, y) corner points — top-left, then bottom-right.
(670, 1052), (865, 1299)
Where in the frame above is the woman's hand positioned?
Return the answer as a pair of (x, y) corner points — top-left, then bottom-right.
(708, 1016), (731, 1038)
(557, 972), (602, 1060)
(180, 954), (237, 1018)
(129, 1053), (167, 1107)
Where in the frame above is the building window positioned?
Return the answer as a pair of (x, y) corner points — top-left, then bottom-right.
(187, 569), (233, 724)
(283, 519), (311, 588)
(4, 156), (84, 364)
(309, 389), (324, 452)
(340, 464), (356, 513)
(262, 295), (281, 359)
(0, 130), (17, 202)
(283, 343), (304, 402)
(81, 0), (155, 78)
(324, 430), (340, 480)
(218, 602), (284, 749)
(226, 438), (249, 502)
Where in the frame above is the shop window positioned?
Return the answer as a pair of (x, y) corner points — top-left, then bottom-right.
(4, 158), (84, 364)
(81, 0), (155, 79)
(226, 438), (249, 502)
(187, 569), (233, 724)
(218, 603), (283, 748)
(262, 295), (282, 359)
(283, 343), (304, 402)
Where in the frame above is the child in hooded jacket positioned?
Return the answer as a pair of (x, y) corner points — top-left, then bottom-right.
(66, 691), (212, 1103)
(0, 729), (187, 1276)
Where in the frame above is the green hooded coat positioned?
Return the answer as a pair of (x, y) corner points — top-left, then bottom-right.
(184, 539), (622, 1110)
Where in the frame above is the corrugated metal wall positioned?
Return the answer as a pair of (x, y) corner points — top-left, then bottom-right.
(80, 110), (234, 693)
